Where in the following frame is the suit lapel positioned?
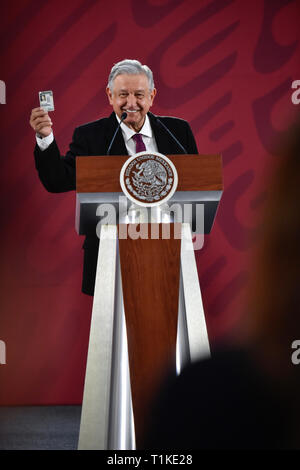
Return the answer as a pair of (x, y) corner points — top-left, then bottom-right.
(148, 112), (177, 155)
(104, 112), (128, 156)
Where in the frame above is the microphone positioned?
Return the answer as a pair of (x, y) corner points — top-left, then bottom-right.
(155, 117), (187, 154)
(107, 112), (127, 155)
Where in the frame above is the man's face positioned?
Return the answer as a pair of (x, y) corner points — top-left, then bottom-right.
(106, 74), (156, 132)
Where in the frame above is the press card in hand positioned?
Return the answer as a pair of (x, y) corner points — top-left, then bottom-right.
(39, 90), (54, 112)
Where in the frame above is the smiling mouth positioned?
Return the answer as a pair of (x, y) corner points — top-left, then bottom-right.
(124, 109), (140, 113)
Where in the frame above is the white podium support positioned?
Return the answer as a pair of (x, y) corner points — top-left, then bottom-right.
(78, 223), (210, 450)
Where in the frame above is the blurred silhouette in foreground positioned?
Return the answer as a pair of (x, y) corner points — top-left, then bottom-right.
(145, 116), (300, 449)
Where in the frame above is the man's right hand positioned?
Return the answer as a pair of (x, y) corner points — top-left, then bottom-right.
(30, 107), (53, 137)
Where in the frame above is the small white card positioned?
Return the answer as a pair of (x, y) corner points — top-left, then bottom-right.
(39, 90), (54, 112)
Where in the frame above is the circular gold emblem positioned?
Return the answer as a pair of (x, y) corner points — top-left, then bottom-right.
(120, 151), (178, 207)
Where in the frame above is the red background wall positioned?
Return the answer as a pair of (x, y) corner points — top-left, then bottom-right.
(0, 0), (299, 404)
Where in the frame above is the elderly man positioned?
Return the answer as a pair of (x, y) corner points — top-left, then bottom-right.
(30, 59), (198, 295)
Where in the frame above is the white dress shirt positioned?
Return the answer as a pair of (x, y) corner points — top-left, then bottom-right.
(116, 113), (158, 155)
(36, 131), (54, 150)
(36, 113), (158, 154)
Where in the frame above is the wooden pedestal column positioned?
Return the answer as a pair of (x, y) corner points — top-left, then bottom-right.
(118, 223), (181, 448)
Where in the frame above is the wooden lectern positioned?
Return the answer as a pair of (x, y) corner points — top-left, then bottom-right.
(76, 154), (223, 450)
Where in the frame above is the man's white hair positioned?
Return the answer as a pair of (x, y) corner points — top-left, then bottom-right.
(107, 59), (155, 91)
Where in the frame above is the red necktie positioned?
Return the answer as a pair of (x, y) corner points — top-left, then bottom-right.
(132, 133), (146, 153)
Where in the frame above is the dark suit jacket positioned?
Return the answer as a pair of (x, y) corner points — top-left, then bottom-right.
(34, 111), (198, 295)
